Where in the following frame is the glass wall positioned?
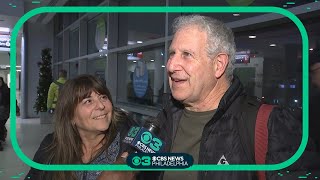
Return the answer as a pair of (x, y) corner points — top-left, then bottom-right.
(117, 47), (165, 108)
(69, 61), (79, 79)
(69, 28), (79, 59)
(117, 0), (166, 47)
(57, 36), (63, 62)
(51, 0), (320, 116)
(87, 57), (106, 83)
(118, 13), (165, 47)
(87, 14), (108, 54)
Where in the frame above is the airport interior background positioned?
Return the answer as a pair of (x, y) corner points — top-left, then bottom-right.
(0, 0), (319, 179)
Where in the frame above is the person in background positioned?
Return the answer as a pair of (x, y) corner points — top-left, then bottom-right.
(0, 77), (10, 151)
(25, 74), (134, 180)
(309, 46), (320, 151)
(47, 69), (67, 113)
(138, 15), (320, 180)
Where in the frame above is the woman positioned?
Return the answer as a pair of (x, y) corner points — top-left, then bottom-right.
(0, 77), (10, 151)
(25, 74), (133, 180)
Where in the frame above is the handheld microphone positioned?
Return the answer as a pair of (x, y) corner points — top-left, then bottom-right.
(123, 120), (164, 154)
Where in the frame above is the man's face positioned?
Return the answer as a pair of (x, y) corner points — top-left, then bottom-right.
(310, 62), (320, 90)
(167, 25), (217, 106)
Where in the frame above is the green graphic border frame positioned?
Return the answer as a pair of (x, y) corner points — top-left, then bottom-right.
(10, 6), (309, 171)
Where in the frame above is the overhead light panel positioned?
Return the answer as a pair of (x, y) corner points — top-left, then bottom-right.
(127, 41), (135, 45)
(233, 14), (240, 17)
(0, 27), (10, 32)
(32, 1), (41, 4)
(269, 44), (276, 47)
(248, 35), (256, 39)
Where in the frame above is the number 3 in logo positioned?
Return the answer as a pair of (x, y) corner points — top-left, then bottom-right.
(150, 138), (162, 151)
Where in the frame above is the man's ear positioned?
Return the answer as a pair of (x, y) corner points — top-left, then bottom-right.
(214, 53), (229, 79)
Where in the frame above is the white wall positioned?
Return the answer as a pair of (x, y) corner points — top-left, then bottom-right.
(23, 21), (54, 118)
(0, 52), (22, 66)
(0, 70), (9, 82)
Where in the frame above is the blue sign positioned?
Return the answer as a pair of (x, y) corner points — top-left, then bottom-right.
(133, 61), (148, 98)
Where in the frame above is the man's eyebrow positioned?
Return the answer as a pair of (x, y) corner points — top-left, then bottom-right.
(181, 48), (195, 55)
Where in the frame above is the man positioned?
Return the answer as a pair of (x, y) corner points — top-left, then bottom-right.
(138, 15), (320, 180)
(47, 69), (67, 113)
(309, 47), (320, 151)
(0, 77), (10, 151)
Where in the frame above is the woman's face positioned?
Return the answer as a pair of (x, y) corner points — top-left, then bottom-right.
(73, 91), (113, 136)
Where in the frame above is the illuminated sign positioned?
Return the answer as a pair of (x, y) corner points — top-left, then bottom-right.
(0, 35), (10, 49)
(235, 50), (250, 64)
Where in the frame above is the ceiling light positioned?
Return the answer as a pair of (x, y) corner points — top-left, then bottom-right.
(161, 65), (165, 68)
(310, 48), (314, 51)
(248, 35), (256, 39)
(133, 61), (137, 63)
(150, 59), (154, 62)
(0, 27), (10, 32)
(32, 1), (41, 4)
(269, 44), (276, 47)
(137, 41), (143, 44)
(233, 14), (240, 17)
(127, 41), (135, 45)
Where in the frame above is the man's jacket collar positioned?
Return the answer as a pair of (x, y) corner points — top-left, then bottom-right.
(163, 75), (245, 113)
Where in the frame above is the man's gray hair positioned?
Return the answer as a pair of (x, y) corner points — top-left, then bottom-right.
(172, 14), (236, 82)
